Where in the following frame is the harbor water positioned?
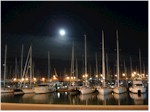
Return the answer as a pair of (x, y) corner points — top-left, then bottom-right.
(1, 91), (148, 105)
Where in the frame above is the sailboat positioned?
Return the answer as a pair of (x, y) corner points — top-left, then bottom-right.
(79, 34), (95, 94)
(1, 44), (14, 93)
(22, 45), (34, 94)
(68, 42), (80, 95)
(34, 54), (56, 94)
(113, 30), (127, 94)
(97, 30), (112, 95)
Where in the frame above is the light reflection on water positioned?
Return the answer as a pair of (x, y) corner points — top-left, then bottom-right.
(1, 91), (148, 105)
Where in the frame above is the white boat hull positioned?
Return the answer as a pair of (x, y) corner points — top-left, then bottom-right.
(34, 86), (56, 94)
(129, 80), (146, 94)
(14, 89), (24, 95)
(22, 88), (34, 94)
(1, 88), (14, 93)
(97, 87), (112, 95)
(113, 86), (127, 94)
(129, 92), (146, 100)
(129, 86), (146, 94)
(79, 86), (95, 95)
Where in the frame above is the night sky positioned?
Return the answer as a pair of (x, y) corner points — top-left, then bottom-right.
(1, 1), (148, 78)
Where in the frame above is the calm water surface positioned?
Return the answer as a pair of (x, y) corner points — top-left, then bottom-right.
(1, 91), (148, 105)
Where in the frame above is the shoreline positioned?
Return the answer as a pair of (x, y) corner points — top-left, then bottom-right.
(1, 103), (148, 110)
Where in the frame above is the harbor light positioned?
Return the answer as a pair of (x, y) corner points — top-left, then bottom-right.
(100, 74), (103, 77)
(82, 75), (85, 78)
(66, 76), (70, 80)
(13, 78), (17, 82)
(71, 76), (73, 79)
(21, 78), (24, 81)
(85, 74), (88, 78)
(25, 78), (29, 81)
(122, 73), (126, 77)
(132, 74), (135, 77)
(42, 77), (45, 82)
(33, 78), (37, 82)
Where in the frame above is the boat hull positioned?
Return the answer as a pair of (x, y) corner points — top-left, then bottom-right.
(34, 86), (56, 94)
(129, 80), (146, 94)
(113, 86), (127, 94)
(1, 88), (14, 93)
(129, 86), (146, 94)
(79, 86), (95, 95)
(22, 88), (34, 94)
(68, 89), (80, 95)
(14, 89), (24, 95)
(97, 87), (112, 95)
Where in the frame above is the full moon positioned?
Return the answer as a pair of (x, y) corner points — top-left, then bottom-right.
(59, 29), (65, 36)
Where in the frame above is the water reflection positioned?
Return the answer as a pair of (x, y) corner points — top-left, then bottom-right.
(22, 93), (34, 99)
(32, 93), (54, 104)
(113, 93), (128, 105)
(79, 93), (97, 105)
(97, 93), (113, 105)
(1, 91), (148, 105)
(1, 93), (14, 100)
(129, 93), (147, 105)
(22, 93), (35, 103)
(68, 95), (80, 105)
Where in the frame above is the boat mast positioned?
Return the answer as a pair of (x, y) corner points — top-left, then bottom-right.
(124, 60), (127, 79)
(75, 58), (78, 80)
(29, 45), (32, 87)
(139, 48), (142, 75)
(15, 57), (18, 78)
(70, 42), (74, 84)
(95, 52), (98, 77)
(106, 53), (109, 81)
(72, 42), (74, 78)
(143, 63), (145, 77)
(20, 46), (31, 88)
(116, 29), (120, 87)
(3, 44), (7, 88)
(84, 34), (88, 85)
(21, 45), (24, 79)
(102, 30), (105, 87)
(130, 57), (132, 79)
(48, 51), (50, 81)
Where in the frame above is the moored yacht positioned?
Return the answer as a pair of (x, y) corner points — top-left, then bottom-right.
(129, 80), (146, 94)
(79, 85), (95, 95)
(1, 87), (14, 93)
(34, 83), (56, 94)
(14, 88), (24, 95)
(22, 87), (34, 94)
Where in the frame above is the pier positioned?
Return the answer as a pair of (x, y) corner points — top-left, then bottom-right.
(1, 103), (148, 110)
